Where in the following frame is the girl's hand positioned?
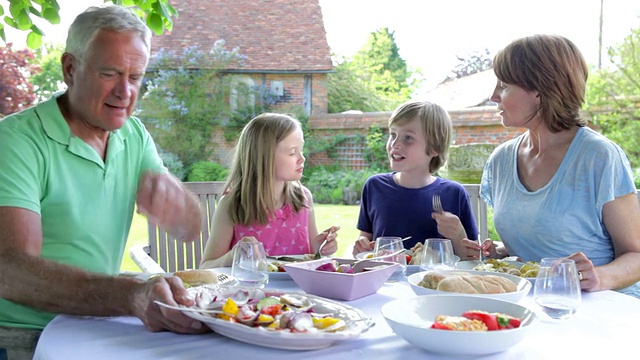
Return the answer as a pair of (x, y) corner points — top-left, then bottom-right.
(314, 226), (340, 256)
(353, 236), (375, 257)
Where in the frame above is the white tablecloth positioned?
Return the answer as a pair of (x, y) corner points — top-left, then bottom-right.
(34, 278), (640, 360)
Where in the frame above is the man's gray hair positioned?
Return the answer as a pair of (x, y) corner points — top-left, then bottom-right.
(65, 4), (152, 61)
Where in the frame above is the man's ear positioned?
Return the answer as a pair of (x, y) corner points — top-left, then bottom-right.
(61, 52), (77, 86)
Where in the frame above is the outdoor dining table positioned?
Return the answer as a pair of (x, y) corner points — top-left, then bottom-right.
(34, 275), (640, 360)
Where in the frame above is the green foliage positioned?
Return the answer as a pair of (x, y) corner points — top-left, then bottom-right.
(30, 43), (65, 102)
(351, 28), (418, 102)
(303, 166), (380, 205)
(157, 146), (186, 180)
(363, 125), (389, 171)
(0, 43), (36, 115)
(136, 43), (248, 168)
(327, 57), (396, 113)
(0, 0), (178, 49)
(585, 27), (640, 168)
(187, 161), (229, 182)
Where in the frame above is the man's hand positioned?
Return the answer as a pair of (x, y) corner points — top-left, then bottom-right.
(136, 172), (201, 241)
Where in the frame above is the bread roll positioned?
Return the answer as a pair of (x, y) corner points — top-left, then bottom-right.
(419, 272), (517, 294)
(173, 269), (220, 286)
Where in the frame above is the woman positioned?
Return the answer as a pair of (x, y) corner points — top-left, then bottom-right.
(467, 34), (640, 298)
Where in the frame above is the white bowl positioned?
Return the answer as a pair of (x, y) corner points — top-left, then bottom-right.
(381, 295), (536, 356)
(407, 270), (532, 303)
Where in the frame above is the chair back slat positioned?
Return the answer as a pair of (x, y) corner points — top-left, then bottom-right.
(147, 181), (226, 272)
(462, 184), (488, 241)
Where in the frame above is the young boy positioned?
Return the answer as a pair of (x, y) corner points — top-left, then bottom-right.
(352, 100), (478, 257)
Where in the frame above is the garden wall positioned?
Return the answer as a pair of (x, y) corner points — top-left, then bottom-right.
(208, 106), (525, 169)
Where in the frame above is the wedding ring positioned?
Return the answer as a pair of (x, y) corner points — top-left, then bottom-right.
(578, 271), (583, 281)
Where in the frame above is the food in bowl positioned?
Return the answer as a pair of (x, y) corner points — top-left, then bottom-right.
(432, 311), (522, 331)
(173, 269), (221, 286)
(381, 295), (536, 356)
(418, 271), (517, 294)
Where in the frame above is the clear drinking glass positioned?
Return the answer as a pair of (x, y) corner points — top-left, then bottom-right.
(231, 239), (269, 288)
(374, 236), (407, 281)
(420, 238), (456, 271)
(533, 257), (581, 320)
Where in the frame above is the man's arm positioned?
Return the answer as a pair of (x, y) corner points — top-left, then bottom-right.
(0, 206), (206, 333)
(136, 172), (202, 242)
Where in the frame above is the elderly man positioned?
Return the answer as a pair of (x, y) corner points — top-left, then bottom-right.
(0, 5), (207, 359)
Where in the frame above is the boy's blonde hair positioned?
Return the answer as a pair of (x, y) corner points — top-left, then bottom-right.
(225, 113), (307, 226)
(388, 101), (452, 173)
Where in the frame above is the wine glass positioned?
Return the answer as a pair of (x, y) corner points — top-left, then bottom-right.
(533, 257), (581, 320)
(374, 236), (407, 281)
(420, 238), (456, 271)
(231, 238), (269, 288)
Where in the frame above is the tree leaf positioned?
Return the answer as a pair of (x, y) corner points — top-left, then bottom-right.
(42, 7), (60, 24)
(26, 30), (42, 48)
(146, 12), (162, 35)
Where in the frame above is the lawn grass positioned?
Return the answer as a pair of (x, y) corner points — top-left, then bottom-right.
(120, 204), (361, 272)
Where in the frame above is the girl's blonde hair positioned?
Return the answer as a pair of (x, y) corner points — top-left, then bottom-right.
(388, 100), (452, 173)
(225, 113), (307, 225)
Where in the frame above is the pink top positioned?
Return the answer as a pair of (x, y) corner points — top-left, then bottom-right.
(231, 203), (310, 255)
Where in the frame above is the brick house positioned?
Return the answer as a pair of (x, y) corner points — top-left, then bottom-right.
(148, 1), (521, 168)
(150, 0), (333, 117)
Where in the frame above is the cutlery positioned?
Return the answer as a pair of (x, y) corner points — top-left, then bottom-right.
(314, 228), (335, 259)
(154, 300), (224, 314)
(432, 195), (443, 213)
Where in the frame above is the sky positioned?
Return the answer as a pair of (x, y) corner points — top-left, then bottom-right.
(4, 0), (640, 89)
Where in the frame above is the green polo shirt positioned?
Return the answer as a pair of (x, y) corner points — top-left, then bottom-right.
(0, 94), (163, 329)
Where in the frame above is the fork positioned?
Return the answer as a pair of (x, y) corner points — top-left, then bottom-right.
(432, 195), (443, 213)
(314, 238), (329, 259)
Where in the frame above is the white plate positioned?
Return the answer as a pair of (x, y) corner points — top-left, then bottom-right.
(407, 270), (532, 303)
(381, 295), (537, 356)
(181, 285), (374, 350)
(456, 260), (537, 282)
(266, 254), (315, 280)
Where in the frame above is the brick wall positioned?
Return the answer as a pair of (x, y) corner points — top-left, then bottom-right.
(207, 106), (525, 168)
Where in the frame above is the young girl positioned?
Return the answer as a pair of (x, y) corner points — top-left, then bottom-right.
(200, 113), (339, 268)
(352, 100), (478, 257)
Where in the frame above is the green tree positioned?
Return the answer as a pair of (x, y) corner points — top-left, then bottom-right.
(30, 42), (65, 102)
(351, 28), (415, 102)
(327, 56), (394, 113)
(585, 27), (640, 168)
(0, 43), (36, 114)
(136, 42), (271, 168)
(0, 0), (178, 49)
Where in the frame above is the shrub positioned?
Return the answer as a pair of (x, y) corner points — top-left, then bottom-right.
(303, 166), (381, 205)
(158, 147), (186, 180)
(187, 161), (229, 182)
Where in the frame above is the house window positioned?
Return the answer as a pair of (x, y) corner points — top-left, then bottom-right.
(230, 76), (256, 111)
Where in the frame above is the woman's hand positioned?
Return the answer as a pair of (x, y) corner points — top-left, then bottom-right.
(314, 226), (340, 256)
(459, 238), (504, 260)
(567, 252), (598, 292)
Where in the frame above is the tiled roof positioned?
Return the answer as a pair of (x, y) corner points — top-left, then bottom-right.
(150, 0), (333, 73)
(416, 70), (497, 110)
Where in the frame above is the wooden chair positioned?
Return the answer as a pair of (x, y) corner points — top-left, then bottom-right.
(462, 184), (489, 241)
(130, 181), (226, 273)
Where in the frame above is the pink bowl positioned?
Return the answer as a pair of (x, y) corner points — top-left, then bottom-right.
(283, 258), (399, 301)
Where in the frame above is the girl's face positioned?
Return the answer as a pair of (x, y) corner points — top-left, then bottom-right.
(490, 80), (540, 128)
(387, 118), (433, 174)
(274, 127), (305, 183)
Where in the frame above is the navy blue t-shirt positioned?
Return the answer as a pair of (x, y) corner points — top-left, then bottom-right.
(357, 173), (478, 250)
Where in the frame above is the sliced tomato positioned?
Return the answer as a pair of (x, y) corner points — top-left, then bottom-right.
(496, 313), (521, 329)
(430, 321), (452, 330)
(405, 255), (412, 264)
(462, 311), (499, 331)
(259, 304), (283, 317)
